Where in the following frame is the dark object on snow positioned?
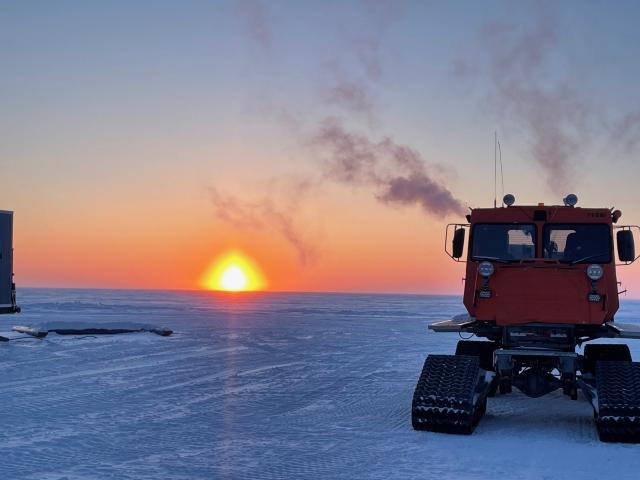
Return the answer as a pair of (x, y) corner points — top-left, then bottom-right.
(47, 327), (172, 336)
(149, 327), (173, 336)
(0, 330), (44, 341)
(12, 324), (172, 338)
(12, 325), (48, 338)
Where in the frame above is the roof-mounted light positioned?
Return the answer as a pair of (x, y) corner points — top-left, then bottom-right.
(503, 194), (515, 207)
(563, 194), (578, 207)
(612, 210), (622, 223)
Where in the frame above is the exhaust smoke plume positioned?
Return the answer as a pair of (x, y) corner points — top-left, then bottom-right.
(322, 0), (406, 121)
(235, 0), (272, 49)
(313, 1), (463, 218)
(455, 6), (640, 193)
(611, 112), (640, 154)
(208, 184), (317, 265)
(221, 0), (465, 264)
(323, 80), (376, 122)
(479, 13), (592, 194)
(312, 118), (466, 217)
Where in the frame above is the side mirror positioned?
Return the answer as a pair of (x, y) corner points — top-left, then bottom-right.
(452, 228), (466, 259)
(617, 230), (635, 262)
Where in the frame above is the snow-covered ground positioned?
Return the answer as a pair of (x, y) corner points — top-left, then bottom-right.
(1, 289), (639, 479)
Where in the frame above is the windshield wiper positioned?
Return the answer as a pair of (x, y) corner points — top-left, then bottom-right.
(567, 252), (609, 265)
(472, 256), (511, 264)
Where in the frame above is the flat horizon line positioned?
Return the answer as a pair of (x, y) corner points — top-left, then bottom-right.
(14, 285), (640, 301)
(17, 285), (462, 297)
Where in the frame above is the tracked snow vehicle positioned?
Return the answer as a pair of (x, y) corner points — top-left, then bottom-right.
(412, 194), (640, 442)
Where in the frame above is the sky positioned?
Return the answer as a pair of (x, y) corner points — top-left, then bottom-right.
(3, 0), (640, 295)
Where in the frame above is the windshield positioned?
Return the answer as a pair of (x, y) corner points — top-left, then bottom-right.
(472, 224), (536, 261)
(543, 223), (611, 263)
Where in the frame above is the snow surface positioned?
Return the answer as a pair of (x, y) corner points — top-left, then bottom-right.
(1, 288), (640, 480)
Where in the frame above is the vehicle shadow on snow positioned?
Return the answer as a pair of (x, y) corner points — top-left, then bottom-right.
(477, 390), (598, 442)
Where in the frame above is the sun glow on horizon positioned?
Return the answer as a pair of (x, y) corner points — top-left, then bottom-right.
(200, 251), (266, 292)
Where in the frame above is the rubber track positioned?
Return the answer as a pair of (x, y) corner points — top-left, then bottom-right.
(412, 355), (485, 434)
(583, 344), (631, 374)
(595, 361), (640, 443)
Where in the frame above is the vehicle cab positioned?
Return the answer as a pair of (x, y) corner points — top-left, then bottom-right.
(446, 195), (637, 327)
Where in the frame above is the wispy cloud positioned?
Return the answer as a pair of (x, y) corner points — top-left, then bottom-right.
(356, 0), (406, 78)
(610, 112), (640, 154)
(312, 1), (463, 217)
(235, 0), (272, 49)
(321, 0), (406, 121)
(323, 80), (376, 122)
(455, 6), (640, 183)
(208, 180), (318, 265)
(222, 0), (465, 265)
(478, 11), (591, 194)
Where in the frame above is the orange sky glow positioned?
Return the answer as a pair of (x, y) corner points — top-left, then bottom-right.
(13, 190), (640, 298)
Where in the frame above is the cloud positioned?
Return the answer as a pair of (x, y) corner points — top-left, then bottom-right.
(377, 173), (465, 216)
(219, 0), (465, 265)
(323, 81), (376, 122)
(321, 0), (407, 121)
(356, 0), (406, 78)
(210, 117), (465, 269)
(352, 37), (383, 81)
(312, 3), (464, 217)
(462, 9), (593, 194)
(208, 183), (318, 265)
(450, 58), (478, 78)
(235, 0), (272, 49)
(311, 118), (466, 217)
(610, 112), (640, 154)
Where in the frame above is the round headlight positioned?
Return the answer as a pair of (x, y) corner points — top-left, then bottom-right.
(586, 264), (603, 281)
(478, 261), (495, 277)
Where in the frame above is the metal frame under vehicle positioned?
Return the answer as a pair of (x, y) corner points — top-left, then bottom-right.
(412, 315), (640, 442)
(429, 314), (640, 341)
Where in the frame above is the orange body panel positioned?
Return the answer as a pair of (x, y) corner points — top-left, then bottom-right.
(462, 205), (619, 326)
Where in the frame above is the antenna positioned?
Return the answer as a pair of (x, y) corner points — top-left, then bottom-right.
(494, 131), (497, 208)
(498, 137), (504, 205)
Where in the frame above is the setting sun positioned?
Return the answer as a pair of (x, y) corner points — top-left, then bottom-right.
(219, 266), (248, 291)
(200, 251), (266, 292)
